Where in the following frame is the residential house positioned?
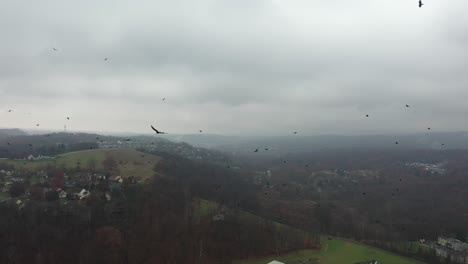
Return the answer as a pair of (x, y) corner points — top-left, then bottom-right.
(433, 236), (468, 264)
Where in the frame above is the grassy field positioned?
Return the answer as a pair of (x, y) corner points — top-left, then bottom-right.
(234, 238), (424, 264)
(0, 148), (160, 180)
(193, 198), (309, 231)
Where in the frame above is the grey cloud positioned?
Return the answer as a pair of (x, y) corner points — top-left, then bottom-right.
(1, 0), (468, 135)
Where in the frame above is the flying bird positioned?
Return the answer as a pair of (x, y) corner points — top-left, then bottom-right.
(265, 148), (269, 151)
(8, 110), (11, 112)
(427, 127), (431, 130)
(36, 124), (40, 126)
(395, 141), (399, 144)
(254, 148), (259, 152)
(406, 104), (410, 108)
(366, 114), (369, 117)
(293, 131), (298, 134)
(199, 130), (202, 133)
(151, 125), (166, 134)
(419, 0), (423, 8)
(104, 58), (108, 61)
(52, 48), (58, 51)
(67, 117), (70, 120)
(162, 98), (166, 101)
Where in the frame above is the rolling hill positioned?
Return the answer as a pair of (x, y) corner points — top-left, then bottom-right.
(0, 148), (160, 179)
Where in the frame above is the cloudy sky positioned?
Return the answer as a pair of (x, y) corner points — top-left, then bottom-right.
(0, 0), (467, 136)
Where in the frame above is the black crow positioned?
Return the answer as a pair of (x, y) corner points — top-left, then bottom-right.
(254, 148), (259, 152)
(366, 114), (369, 117)
(406, 104), (410, 107)
(419, 0), (423, 8)
(151, 125), (166, 134)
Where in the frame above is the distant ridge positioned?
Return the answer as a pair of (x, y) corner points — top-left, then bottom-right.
(0, 128), (27, 138)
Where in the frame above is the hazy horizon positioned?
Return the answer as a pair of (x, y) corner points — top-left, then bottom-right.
(1, 0), (468, 135)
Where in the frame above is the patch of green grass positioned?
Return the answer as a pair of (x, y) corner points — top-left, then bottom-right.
(0, 148), (160, 180)
(235, 238), (424, 264)
(193, 198), (219, 222)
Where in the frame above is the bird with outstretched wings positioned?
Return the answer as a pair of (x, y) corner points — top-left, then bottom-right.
(151, 125), (166, 134)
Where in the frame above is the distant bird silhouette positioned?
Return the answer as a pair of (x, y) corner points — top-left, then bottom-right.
(293, 131), (298, 134)
(67, 117), (70, 120)
(36, 124), (39, 127)
(419, 0), (423, 8)
(254, 148), (259, 152)
(395, 141), (399, 144)
(162, 98), (166, 101)
(441, 143), (445, 146)
(151, 125), (166, 134)
(265, 148), (269, 151)
(427, 127), (431, 130)
(7, 142), (10, 145)
(104, 58), (108, 61)
(52, 48), (58, 51)
(366, 114), (369, 117)
(199, 130), (202, 133)
(8, 110), (11, 112)
(96, 137), (99, 139)
(406, 104), (410, 108)
(29, 144), (32, 147)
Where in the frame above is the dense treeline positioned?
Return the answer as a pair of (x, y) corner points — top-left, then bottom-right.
(0, 133), (101, 159)
(0, 153), (317, 264)
(249, 149), (468, 263)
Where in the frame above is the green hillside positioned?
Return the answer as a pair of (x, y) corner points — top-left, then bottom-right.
(235, 238), (424, 264)
(0, 148), (160, 179)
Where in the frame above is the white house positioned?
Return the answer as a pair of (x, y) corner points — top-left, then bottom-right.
(78, 189), (90, 200)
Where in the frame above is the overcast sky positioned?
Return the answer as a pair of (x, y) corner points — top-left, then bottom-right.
(0, 0), (467, 136)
